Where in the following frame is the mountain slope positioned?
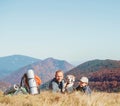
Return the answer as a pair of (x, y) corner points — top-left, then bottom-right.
(69, 59), (120, 73)
(0, 55), (40, 78)
(65, 59), (120, 92)
(3, 58), (74, 85)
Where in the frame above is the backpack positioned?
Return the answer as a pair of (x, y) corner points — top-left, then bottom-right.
(20, 74), (42, 93)
(20, 74), (41, 86)
(35, 75), (42, 86)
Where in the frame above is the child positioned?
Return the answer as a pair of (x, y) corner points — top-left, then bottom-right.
(76, 76), (91, 94)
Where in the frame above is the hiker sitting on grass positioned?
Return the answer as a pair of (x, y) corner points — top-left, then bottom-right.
(76, 76), (91, 94)
(49, 70), (65, 93)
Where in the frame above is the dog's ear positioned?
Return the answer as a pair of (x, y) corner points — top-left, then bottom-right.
(72, 75), (75, 79)
(67, 75), (75, 78)
(71, 76), (76, 83)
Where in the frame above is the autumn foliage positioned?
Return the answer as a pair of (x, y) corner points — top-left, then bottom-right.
(65, 59), (120, 92)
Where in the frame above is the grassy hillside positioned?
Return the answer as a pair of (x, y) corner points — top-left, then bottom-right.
(0, 91), (120, 106)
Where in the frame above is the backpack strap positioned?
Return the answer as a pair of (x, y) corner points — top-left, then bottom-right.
(20, 74), (29, 87)
(20, 74), (25, 87)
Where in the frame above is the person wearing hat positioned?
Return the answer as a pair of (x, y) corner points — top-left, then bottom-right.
(76, 76), (91, 94)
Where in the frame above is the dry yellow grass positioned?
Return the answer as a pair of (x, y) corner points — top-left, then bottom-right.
(0, 91), (120, 106)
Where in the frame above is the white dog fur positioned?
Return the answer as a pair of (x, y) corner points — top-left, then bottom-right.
(62, 75), (75, 93)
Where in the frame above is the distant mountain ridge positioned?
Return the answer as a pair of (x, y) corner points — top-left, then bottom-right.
(0, 55), (40, 78)
(1, 56), (120, 92)
(70, 59), (120, 72)
(2, 57), (74, 85)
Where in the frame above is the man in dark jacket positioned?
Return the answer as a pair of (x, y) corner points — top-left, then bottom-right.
(76, 76), (91, 94)
(49, 70), (64, 93)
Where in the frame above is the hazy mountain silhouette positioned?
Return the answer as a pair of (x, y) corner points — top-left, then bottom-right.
(2, 58), (74, 85)
(2, 57), (120, 92)
(0, 55), (40, 78)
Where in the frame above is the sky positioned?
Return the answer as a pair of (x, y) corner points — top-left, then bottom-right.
(0, 0), (120, 65)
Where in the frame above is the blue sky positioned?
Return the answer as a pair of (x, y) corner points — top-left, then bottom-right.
(0, 0), (120, 65)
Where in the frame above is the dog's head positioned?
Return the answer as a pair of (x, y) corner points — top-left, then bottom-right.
(62, 75), (75, 93)
(65, 75), (75, 84)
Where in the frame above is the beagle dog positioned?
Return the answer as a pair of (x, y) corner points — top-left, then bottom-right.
(63, 75), (75, 93)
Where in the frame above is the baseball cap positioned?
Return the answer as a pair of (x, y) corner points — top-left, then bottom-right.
(80, 77), (89, 83)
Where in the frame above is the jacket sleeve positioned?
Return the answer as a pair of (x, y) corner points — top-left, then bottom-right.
(49, 81), (60, 92)
(85, 86), (92, 94)
(76, 86), (80, 91)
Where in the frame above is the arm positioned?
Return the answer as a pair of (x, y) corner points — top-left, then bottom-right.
(49, 81), (60, 92)
(85, 86), (92, 94)
(76, 86), (80, 91)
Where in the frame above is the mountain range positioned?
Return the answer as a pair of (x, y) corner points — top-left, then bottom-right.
(0, 56), (74, 89)
(0, 55), (120, 92)
(0, 55), (40, 78)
